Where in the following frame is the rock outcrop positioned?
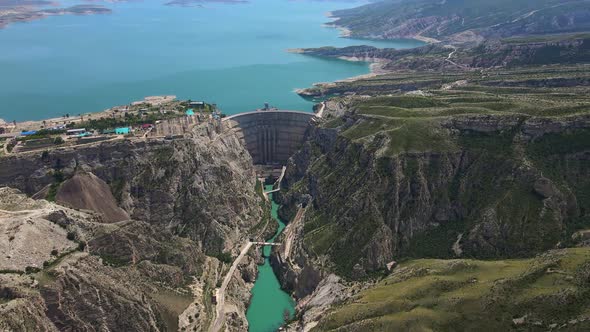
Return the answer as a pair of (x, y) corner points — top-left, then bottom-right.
(0, 123), (261, 255)
(0, 122), (267, 331)
(275, 101), (590, 290)
(55, 172), (130, 223)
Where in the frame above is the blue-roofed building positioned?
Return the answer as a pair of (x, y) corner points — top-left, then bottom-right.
(21, 130), (38, 136)
(115, 127), (130, 135)
(185, 109), (195, 116)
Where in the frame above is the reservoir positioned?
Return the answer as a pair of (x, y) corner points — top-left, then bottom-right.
(0, 1), (423, 330)
(246, 185), (294, 332)
(0, 0), (423, 122)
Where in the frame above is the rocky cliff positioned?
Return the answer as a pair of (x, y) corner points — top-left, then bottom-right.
(0, 123), (261, 255)
(0, 122), (267, 331)
(273, 86), (590, 307)
(0, 188), (199, 331)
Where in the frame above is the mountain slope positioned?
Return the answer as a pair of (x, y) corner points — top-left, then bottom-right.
(312, 248), (590, 331)
(330, 0), (590, 42)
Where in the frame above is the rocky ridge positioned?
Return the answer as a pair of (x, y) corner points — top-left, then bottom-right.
(0, 121), (269, 331)
(271, 79), (590, 330)
(329, 0), (590, 43)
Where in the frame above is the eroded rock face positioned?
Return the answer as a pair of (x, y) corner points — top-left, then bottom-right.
(276, 108), (589, 287)
(0, 123), (266, 331)
(0, 274), (58, 332)
(55, 172), (130, 223)
(284, 274), (350, 332)
(0, 123), (261, 255)
(0, 188), (78, 272)
(40, 253), (163, 332)
(0, 185), (259, 332)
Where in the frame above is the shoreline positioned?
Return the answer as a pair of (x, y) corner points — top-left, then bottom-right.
(323, 11), (351, 38)
(324, 11), (439, 44)
(1, 95), (177, 134)
(4, 5), (419, 132)
(293, 60), (388, 96)
(0, 5), (112, 31)
(293, 12), (437, 95)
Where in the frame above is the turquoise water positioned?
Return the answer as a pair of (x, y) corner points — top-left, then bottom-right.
(0, 0), (423, 121)
(246, 185), (295, 332)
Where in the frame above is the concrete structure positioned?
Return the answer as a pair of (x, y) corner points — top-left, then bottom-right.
(223, 110), (316, 165)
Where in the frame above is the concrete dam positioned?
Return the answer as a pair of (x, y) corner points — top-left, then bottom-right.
(223, 110), (316, 165)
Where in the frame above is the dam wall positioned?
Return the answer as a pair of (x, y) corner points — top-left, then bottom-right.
(223, 111), (315, 165)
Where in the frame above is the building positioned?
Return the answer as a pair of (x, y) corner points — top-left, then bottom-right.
(115, 127), (130, 135)
(21, 130), (38, 136)
(189, 101), (205, 108)
(66, 128), (86, 136)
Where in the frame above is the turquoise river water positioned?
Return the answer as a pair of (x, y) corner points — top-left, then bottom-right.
(0, 1), (423, 330)
(246, 185), (294, 332)
(0, 0), (423, 122)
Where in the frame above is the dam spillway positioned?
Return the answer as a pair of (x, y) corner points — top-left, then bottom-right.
(223, 110), (316, 165)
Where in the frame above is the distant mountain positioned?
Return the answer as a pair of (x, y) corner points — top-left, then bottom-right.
(330, 0), (590, 43)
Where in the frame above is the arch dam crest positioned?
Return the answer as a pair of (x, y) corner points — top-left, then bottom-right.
(222, 109), (320, 165)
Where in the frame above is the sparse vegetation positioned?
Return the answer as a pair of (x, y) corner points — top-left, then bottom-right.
(213, 251), (233, 264)
(314, 248), (590, 331)
(66, 231), (76, 241)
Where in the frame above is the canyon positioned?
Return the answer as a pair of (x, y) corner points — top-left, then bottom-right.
(1, 1), (590, 331)
(0, 121), (268, 331)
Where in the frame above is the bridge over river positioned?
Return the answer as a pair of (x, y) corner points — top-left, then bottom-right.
(208, 105), (324, 332)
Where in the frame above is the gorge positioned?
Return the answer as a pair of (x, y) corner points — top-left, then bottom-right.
(1, 0), (590, 331)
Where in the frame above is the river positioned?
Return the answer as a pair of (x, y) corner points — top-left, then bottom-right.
(246, 185), (294, 332)
(0, 1), (422, 330)
(0, 0), (423, 122)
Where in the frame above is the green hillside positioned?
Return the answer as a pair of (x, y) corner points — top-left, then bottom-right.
(313, 248), (590, 331)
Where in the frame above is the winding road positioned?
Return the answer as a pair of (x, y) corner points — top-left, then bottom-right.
(209, 241), (253, 332)
(208, 241), (281, 332)
(444, 45), (471, 70)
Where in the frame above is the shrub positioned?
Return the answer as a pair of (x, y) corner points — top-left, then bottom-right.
(214, 251), (233, 264)
(25, 266), (41, 274)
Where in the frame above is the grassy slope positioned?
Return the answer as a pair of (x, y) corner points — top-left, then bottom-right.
(339, 83), (590, 156)
(314, 248), (590, 331)
(293, 64), (590, 277)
